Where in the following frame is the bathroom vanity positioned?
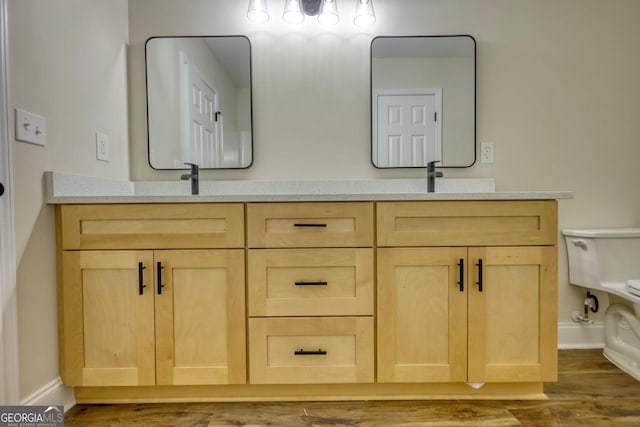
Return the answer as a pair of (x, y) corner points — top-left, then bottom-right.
(48, 173), (571, 402)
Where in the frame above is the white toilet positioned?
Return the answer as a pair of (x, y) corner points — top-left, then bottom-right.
(563, 228), (640, 380)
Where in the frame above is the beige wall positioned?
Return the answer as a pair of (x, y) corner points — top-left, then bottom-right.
(129, 0), (640, 325)
(8, 0), (129, 400)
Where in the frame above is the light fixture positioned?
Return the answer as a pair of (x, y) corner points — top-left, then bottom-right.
(354, 0), (375, 27)
(318, 0), (339, 26)
(247, 0), (270, 23)
(247, 0), (375, 28)
(283, 0), (304, 24)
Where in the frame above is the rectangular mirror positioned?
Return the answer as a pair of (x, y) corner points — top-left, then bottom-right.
(371, 35), (475, 168)
(146, 36), (253, 169)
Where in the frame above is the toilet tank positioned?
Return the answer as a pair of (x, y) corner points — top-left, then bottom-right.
(562, 228), (640, 291)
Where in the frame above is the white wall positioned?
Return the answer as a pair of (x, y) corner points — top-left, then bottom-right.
(129, 0), (640, 334)
(8, 0), (129, 400)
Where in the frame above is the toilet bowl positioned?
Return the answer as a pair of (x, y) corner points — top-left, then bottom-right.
(563, 228), (640, 380)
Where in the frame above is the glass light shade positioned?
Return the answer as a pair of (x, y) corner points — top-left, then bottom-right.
(318, 0), (339, 25)
(354, 0), (375, 27)
(283, 0), (304, 24)
(247, 0), (270, 23)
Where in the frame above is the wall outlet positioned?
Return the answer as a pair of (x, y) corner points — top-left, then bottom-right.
(96, 132), (110, 162)
(15, 108), (46, 146)
(481, 142), (494, 164)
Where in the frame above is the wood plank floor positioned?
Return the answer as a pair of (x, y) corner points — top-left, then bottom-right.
(65, 350), (640, 426)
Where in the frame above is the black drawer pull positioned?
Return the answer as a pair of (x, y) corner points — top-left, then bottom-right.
(293, 223), (327, 228)
(138, 262), (146, 295)
(295, 281), (328, 286)
(294, 349), (327, 356)
(457, 258), (464, 292)
(476, 259), (483, 292)
(157, 262), (164, 295)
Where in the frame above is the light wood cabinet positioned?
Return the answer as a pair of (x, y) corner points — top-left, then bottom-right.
(248, 248), (374, 317)
(377, 246), (557, 383)
(61, 250), (156, 386)
(377, 200), (557, 247)
(377, 247), (467, 383)
(246, 202), (375, 384)
(58, 203), (244, 249)
(57, 204), (246, 387)
(376, 201), (558, 384)
(56, 199), (559, 401)
(154, 250), (245, 386)
(467, 246), (557, 383)
(249, 317), (374, 384)
(246, 202), (373, 248)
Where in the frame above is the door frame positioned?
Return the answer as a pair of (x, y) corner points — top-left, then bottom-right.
(0, 0), (19, 404)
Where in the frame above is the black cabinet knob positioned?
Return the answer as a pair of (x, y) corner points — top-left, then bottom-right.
(0, 182), (4, 197)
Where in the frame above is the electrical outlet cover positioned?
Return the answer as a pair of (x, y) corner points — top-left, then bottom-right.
(480, 142), (494, 164)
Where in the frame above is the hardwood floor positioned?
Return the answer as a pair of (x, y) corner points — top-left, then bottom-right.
(65, 349), (640, 426)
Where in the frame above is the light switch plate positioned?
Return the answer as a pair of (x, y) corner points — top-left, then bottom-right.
(15, 108), (46, 146)
(96, 131), (110, 162)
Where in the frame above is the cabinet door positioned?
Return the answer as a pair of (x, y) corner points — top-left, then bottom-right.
(377, 247), (467, 382)
(468, 246), (557, 383)
(60, 251), (155, 386)
(154, 250), (246, 385)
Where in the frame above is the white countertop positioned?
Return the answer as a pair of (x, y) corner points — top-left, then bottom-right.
(44, 171), (573, 204)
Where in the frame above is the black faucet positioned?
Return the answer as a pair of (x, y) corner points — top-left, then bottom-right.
(180, 163), (199, 195)
(427, 160), (443, 193)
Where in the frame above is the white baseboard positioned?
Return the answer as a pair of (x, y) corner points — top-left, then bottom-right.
(558, 321), (605, 349)
(20, 377), (75, 412)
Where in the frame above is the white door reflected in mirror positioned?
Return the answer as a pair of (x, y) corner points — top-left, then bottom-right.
(373, 89), (442, 168)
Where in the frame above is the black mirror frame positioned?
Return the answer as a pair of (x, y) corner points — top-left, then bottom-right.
(145, 35), (254, 170)
(370, 34), (476, 169)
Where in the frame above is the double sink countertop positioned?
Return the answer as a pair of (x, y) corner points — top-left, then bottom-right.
(44, 171), (573, 204)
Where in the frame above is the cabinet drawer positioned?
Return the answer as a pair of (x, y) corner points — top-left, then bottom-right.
(249, 317), (374, 384)
(58, 203), (244, 249)
(377, 200), (557, 247)
(248, 248), (373, 316)
(247, 202), (373, 248)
